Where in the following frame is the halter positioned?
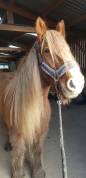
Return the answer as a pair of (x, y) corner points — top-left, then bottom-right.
(35, 42), (75, 82)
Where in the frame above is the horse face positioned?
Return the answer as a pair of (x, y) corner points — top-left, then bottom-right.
(36, 17), (85, 101)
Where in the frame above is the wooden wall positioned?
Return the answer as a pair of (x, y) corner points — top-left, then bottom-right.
(68, 33), (86, 75)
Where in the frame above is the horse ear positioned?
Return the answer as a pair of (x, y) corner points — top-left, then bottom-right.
(35, 17), (47, 40)
(56, 20), (66, 38)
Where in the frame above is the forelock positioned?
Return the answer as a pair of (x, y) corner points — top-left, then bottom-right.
(42, 30), (72, 62)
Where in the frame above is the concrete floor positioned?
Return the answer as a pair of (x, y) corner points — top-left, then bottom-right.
(0, 99), (86, 178)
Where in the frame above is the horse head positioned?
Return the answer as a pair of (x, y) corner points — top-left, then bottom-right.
(35, 17), (84, 104)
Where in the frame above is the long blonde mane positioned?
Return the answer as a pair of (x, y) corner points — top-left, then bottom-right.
(4, 46), (44, 142)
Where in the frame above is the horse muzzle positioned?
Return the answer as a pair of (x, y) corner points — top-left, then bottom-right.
(63, 73), (85, 99)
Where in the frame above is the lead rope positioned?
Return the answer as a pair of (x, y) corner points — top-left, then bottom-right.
(54, 79), (68, 178)
(57, 100), (68, 178)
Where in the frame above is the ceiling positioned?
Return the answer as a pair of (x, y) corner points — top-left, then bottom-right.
(3, 0), (86, 30)
(0, 0), (86, 60)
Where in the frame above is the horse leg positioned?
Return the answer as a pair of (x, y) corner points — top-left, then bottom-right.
(27, 138), (45, 178)
(10, 132), (26, 178)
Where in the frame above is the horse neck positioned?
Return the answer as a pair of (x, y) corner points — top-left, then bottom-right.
(40, 72), (52, 98)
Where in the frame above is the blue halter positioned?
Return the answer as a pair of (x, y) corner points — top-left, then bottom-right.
(35, 43), (74, 81)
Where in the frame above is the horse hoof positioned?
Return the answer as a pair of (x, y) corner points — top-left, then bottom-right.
(32, 168), (46, 178)
(4, 142), (12, 152)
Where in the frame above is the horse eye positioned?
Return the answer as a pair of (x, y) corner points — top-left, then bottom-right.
(44, 48), (49, 53)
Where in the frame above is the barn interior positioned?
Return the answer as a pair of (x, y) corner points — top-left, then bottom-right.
(0, 0), (86, 178)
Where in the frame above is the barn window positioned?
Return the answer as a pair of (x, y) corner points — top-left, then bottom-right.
(0, 63), (9, 69)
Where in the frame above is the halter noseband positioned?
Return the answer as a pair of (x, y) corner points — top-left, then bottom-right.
(35, 43), (75, 82)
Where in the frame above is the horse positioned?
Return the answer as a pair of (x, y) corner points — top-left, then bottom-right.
(0, 17), (84, 178)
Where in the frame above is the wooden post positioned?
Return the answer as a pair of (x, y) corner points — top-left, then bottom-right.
(7, 10), (14, 24)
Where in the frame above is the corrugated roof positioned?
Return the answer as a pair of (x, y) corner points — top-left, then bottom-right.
(11, 0), (86, 31)
(16, 0), (53, 14)
(48, 0), (86, 25)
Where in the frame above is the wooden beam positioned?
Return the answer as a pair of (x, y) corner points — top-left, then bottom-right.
(0, 54), (14, 59)
(0, 24), (35, 33)
(0, 47), (26, 52)
(0, 56), (17, 61)
(0, 0), (36, 20)
(42, 0), (64, 16)
(6, 0), (15, 24)
(7, 10), (14, 24)
(69, 13), (86, 27)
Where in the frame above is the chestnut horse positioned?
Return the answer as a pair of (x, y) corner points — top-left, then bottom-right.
(0, 17), (84, 178)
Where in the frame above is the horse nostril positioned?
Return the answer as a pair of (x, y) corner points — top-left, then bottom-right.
(69, 80), (76, 89)
(67, 79), (76, 91)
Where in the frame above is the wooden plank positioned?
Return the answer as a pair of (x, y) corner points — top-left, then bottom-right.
(0, 55), (14, 59)
(0, 24), (35, 33)
(0, 55), (18, 61)
(0, 47), (26, 52)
